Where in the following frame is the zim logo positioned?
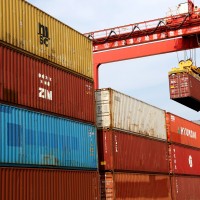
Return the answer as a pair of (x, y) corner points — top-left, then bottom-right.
(38, 23), (50, 47)
(39, 88), (52, 100)
(38, 73), (52, 101)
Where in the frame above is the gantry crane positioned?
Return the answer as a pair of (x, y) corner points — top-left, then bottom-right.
(85, 0), (200, 89)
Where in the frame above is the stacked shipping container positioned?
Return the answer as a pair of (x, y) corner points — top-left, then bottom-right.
(95, 88), (171, 199)
(166, 113), (200, 199)
(0, 0), (99, 199)
(0, 44), (95, 123)
(0, 0), (93, 79)
(0, 104), (97, 169)
(96, 88), (200, 199)
(2, 0), (200, 199)
(0, 167), (100, 200)
(97, 129), (168, 173)
(100, 172), (172, 200)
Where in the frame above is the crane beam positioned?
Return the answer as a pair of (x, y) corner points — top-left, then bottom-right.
(93, 36), (199, 88)
(86, 1), (200, 89)
(91, 23), (200, 52)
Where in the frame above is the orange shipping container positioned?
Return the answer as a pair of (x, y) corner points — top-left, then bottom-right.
(166, 112), (200, 148)
(100, 172), (171, 200)
(0, 167), (100, 200)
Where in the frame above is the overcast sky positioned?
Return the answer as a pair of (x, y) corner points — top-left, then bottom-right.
(27, 0), (200, 121)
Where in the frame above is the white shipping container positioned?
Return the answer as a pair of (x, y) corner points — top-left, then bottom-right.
(95, 88), (167, 140)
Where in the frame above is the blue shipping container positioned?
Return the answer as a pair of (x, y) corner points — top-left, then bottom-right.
(0, 104), (98, 169)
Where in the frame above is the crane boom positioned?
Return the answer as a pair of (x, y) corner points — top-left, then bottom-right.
(84, 1), (200, 89)
(85, 1), (200, 53)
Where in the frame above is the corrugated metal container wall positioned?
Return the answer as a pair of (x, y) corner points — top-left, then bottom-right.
(98, 129), (169, 173)
(166, 112), (200, 148)
(100, 172), (171, 200)
(0, 45), (95, 124)
(95, 88), (167, 140)
(171, 175), (200, 200)
(0, 104), (98, 169)
(0, 0), (93, 79)
(0, 167), (100, 200)
(169, 144), (200, 175)
(169, 73), (200, 111)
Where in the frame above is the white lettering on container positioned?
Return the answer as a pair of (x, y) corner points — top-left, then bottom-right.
(38, 73), (52, 101)
(178, 127), (197, 139)
(172, 148), (177, 170)
(188, 155), (193, 168)
(39, 88), (52, 100)
(114, 135), (118, 153)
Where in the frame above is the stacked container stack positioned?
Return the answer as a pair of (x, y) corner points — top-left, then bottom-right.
(95, 88), (171, 199)
(0, 0), (99, 199)
(166, 113), (200, 199)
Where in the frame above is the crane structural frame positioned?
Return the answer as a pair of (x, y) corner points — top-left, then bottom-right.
(85, 0), (200, 89)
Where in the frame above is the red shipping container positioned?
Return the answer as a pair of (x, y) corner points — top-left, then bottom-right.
(166, 112), (200, 148)
(169, 144), (200, 175)
(169, 73), (200, 111)
(0, 44), (95, 123)
(100, 172), (171, 200)
(171, 175), (200, 200)
(98, 129), (169, 173)
(0, 167), (100, 200)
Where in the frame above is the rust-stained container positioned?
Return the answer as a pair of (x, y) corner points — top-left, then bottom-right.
(166, 112), (200, 148)
(95, 88), (167, 140)
(0, 44), (95, 123)
(0, 167), (100, 200)
(169, 144), (200, 175)
(169, 73), (200, 111)
(0, 0), (93, 79)
(100, 172), (171, 200)
(98, 129), (169, 173)
(171, 175), (200, 200)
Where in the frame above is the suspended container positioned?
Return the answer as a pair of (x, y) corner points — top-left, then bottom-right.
(0, 44), (95, 124)
(100, 172), (171, 200)
(0, 0), (93, 79)
(0, 104), (98, 169)
(95, 88), (167, 140)
(169, 73), (200, 111)
(169, 144), (200, 175)
(98, 129), (169, 173)
(166, 112), (200, 148)
(0, 167), (100, 200)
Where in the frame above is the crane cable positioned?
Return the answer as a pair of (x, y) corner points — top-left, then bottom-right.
(88, 14), (190, 44)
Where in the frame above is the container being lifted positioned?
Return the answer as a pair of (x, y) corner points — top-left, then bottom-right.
(168, 59), (200, 111)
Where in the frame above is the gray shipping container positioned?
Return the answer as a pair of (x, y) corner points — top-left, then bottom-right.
(95, 88), (167, 140)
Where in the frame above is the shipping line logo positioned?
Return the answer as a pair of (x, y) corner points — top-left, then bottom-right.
(38, 23), (50, 47)
(38, 73), (52, 101)
(188, 155), (193, 168)
(177, 127), (197, 139)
